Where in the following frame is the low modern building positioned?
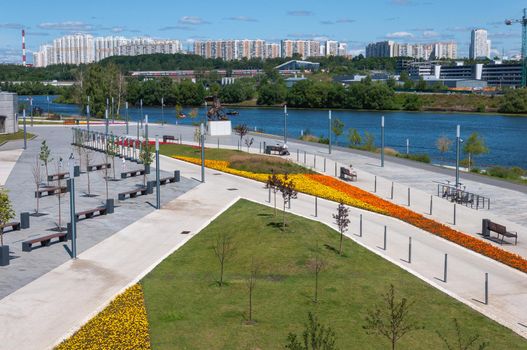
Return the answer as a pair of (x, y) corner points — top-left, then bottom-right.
(275, 60), (320, 73)
(0, 92), (18, 134)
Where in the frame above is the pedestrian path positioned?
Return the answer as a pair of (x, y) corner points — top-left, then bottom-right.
(0, 149), (22, 186)
(1, 154), (526, 350)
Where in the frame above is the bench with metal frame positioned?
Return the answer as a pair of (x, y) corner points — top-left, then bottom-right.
(75, 207), (108, 220)
(118, 187), (148, 200)
(22, 232), (68, 252)
(121, 169), (146, 179)
(87, 163), (111, 172)
(340, 167), (357, 181)
(47, 172), (69, 182)
(265, 145), (290, 156)
(482, 219), (518, 245)
(35, 186), (68, 198)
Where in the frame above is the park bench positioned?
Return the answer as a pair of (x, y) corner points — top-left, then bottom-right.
(47, 172), (69, 182)
(22, 232), (68, 252)
(163, 135), (177, 143)
(340, 167), (357, 182)
(75, 207), (108, 220)
(482, 219), (518, 245)
(121, 169), (145, 179)
(0, 222), (21, 233)
(159, 176), (176, 185)
(265, 145), (290, 156)
(35, 186), (68, 198)
(118, 187), (148, 200)
(87, 163), (111, 172)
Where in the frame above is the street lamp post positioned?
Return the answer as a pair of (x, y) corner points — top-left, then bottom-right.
(455, 125), (461, 188)
(284, 104), (288, 144)
(328, 110), (332, 154)
(381, 116), (385, 167)
(161, 97), (165, 126)
(23, 109), (27, 150)
(155, 136), (161, 209)
(145, 115), (149, 140)
(86, 96), (90, 133)
(47, 95), (50, 117)
(140, 99), (143, 129)
(29, 97), (33, 126)
(111, 96), (115, 123)
(68, 157), (77, 259)
(105, 108), (109, 135)
(125, 101), (129, 134)
(406, 138), (409, 155)
(200, 123), (205, 183)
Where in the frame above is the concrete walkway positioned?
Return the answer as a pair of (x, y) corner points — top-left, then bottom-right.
(1, 153), (527, 349)
(0, 149), (22, 186)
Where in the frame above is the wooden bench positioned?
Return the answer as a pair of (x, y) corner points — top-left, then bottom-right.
(163, 135), (176, 143)
(47, 172), (69, 181)
(87, 163), (111, 172)
(35, 186), (68, 198)
(75, 207), (108, 220)
(265, 145), (290, 156)
(159, 176), (177, 185)
(0, 222), (21, 233)
(121, 169), (145, 179)
(340, 167), (357, 181)
(22, 232), (68, 252)
(482, 219), (518, 245)
(118, 187), (148, 200)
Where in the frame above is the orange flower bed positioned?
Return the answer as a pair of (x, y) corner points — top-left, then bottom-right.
(173, 155), (527, 274)
(307, 174), (527, 274)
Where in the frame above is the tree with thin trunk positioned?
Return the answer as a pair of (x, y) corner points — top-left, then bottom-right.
(278, 173), (298, 231)
(39, 140), (52, 185)
(100, 153), (110, 201)
(463, 132), (488, 170)
(139, 138), (154, 186)
(437, 318), (489, 350)
(285, 312), (337, 350)
(436, 135), (452, 165)
(212, 232), (236, 287)
(0, 189), (16, 247)
(363, 284), (422, 350)
(85, 148), (94, 196)
(234, 124), (249, 147)
(308, 241), (325, 304)
(106, 134), (119, 179)
(266, 171), (281, 216)
(245, 137), (254, 152)
(31, 155), (42, 215)
(245, 259), (259, 324)
(332, 118), (345, 145)
(333, 202), (350, 255)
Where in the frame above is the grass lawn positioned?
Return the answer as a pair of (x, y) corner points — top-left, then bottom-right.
(141, 199), (526, 349)
(0, 130), (34, 144)
(159, 143), (313, 174)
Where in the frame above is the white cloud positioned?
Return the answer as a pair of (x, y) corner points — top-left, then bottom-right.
(178, 16), (210, 25)
(287, 10), (313, 16)
(38, 21), (93, 31)
(224, 16), (257, 22)
(0, 23), (25, 30)
(422, 30), (439, 38)
(386, 31), (414, 39)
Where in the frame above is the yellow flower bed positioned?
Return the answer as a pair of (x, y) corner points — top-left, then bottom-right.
(55, 284), (150, 350)
(173, 156), (385, 215)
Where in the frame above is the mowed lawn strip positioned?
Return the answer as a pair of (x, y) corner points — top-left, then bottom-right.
(0, 130), (34, 144)
(141, 199), (526, 349)
(159, 143), (313, 174)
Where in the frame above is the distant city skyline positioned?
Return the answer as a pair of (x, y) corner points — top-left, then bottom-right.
(0, 0), (524, 64)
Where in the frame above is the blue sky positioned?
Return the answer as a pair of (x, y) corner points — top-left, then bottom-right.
(0, 0), (524, 63)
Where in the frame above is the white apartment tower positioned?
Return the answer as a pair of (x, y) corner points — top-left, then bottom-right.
(470, 29), (491, 59)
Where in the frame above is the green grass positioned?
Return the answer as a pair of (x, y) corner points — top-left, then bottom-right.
(159, 143), (313, 174)
(0, 130), (34, 144)
(141, 199), (526, 349)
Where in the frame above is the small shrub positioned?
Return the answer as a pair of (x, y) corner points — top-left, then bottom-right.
(396, 153), (431, 164)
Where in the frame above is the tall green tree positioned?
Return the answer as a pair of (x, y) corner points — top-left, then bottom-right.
(348, 128), (362, 146)
(463, 132), (488, 170)
(39, 140), (52, 184)
(331, 118), (345, 144)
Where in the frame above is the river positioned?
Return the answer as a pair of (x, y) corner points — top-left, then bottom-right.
(20, 95), (527, 169)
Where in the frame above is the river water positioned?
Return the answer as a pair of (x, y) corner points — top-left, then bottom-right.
(20, 95), (527, 169)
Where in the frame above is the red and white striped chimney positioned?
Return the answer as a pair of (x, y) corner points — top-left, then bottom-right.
(22, 29), (26, 67)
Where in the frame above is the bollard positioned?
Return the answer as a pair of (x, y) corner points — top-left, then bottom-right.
(443, 253), (448, 283)
(334, 162), (337, 177)
(453, 204), (457, 225)
(218, 139), (220, 149)
(390, 182), (394, 199)
(484, 272), (488, 305)
(180, 134), (182, 144)
(304, 151), (306, 163)
(324, 157), (326, 172)
(359, 214), (363, 237)
(407, 187), (411, 206)
(297, 148), (299, 161)
(259, 142), (261, 153)
(268, 187), (271, 203)
(429, 195), (433, 215)
(383, 226), (387, 250)
(315, 196), (318, 217)
(174, 170), (181, 182)
(374, 176), (377, 193)
(408, 237), (412, 263)
(314, 154), (316, 169)
(288, 199), (291, 209)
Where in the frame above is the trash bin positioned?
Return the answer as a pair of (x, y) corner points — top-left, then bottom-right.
(106, 198), (114, 214)
(20, 212), (30, 229)
(174, 170), (181, 182)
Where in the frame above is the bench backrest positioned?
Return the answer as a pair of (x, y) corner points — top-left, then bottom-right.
(488, 221), (506, 234)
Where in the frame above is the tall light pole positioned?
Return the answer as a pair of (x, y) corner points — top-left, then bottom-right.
(145, 114), (149, 140)
(381, 116), (385, 167)
(455, 125), (461, 188)
(125, 101), (129, 134)
(105, 108), (109, 135)
(161, 97), (165, 126)
(86, 96), (90, 133)
(47, 95), (50, 116)
(155, 136), (161, 209)
(68, 156), (77, 259)
(328, 110), (332, 154)
(140, 99), (143, 129)
(111, 96), (115, 123)
(200, 123), (205, 183)
(406, 138), (409, 155)
(22, 109), (27, 150)
(29, 96), (33, 126)
(284, 104), (288, 144)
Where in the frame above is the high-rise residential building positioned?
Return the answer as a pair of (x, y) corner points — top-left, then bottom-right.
(265, 43), (281, 59)
(32, 35), (182, 67)
(367, 40), (457, 60)
(338, 43), (348, 57)
(193, 39), (268, 60)
(325, 40), (339, 56)
(280, 39), (321, 59)
(470, 29), (491, 59)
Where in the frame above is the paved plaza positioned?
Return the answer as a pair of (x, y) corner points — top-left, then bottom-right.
(0, 122), (526, 348)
